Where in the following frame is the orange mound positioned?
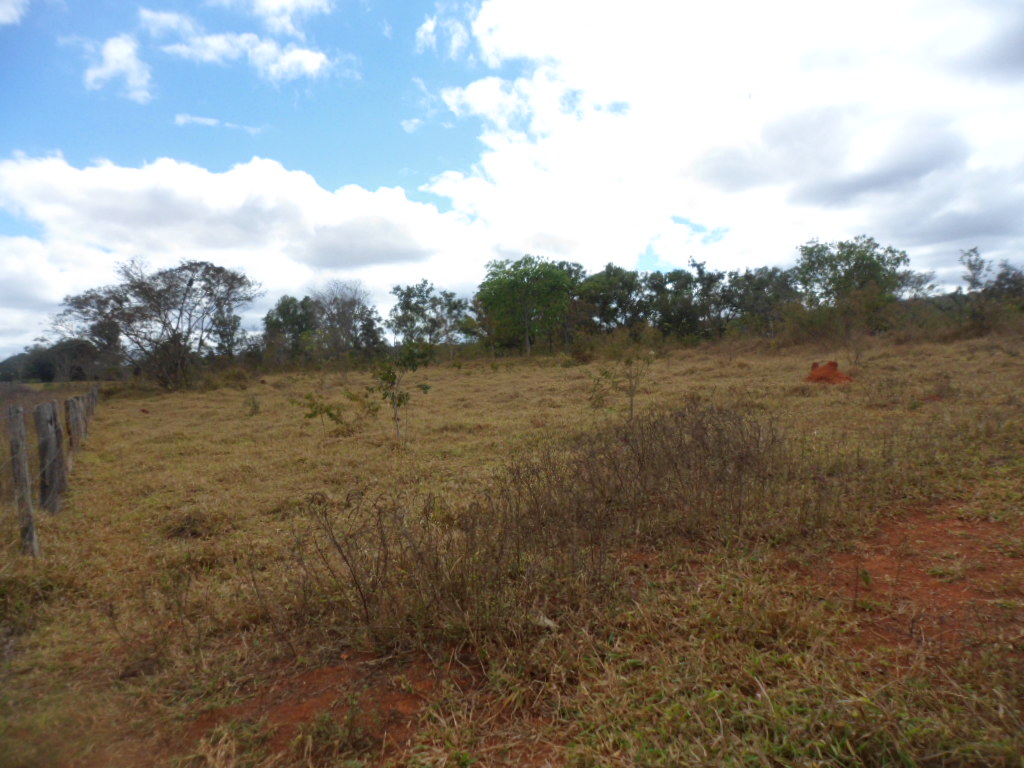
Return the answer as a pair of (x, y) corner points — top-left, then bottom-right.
(805, 360), (853, 383)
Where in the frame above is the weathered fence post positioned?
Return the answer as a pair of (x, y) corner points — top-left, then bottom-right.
(85, 386), (98, 420)
(8, 405), (39, 556)
(33, 401), (68, 515)
(65, 397), (87, 472)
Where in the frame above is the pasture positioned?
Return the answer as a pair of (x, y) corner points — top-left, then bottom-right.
(2, 338), (1023, 767)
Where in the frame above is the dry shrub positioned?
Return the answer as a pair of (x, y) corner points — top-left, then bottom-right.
(286, 398), (918, 651)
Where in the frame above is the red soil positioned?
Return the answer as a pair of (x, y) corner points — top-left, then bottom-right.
(185, 651), (456, 762)
(806, 360), (854, 383)
(174, 504), (1022, 765)
(819, 503), (1024, 658)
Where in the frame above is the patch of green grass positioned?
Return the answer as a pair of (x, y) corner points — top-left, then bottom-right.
(928, 553), (969, 583)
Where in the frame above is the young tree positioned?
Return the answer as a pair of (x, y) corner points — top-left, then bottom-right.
(58, 259), (261, 388)
(369, 341), (433, 443)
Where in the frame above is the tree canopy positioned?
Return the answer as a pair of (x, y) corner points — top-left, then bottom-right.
(58, 259), (261, 388)
(476, 256), (582, 354)
(794, 235), (920, 308)
(14, 234), (1020, 385)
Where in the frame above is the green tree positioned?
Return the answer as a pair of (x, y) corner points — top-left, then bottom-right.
(794, 235), (914, 308)
(989, 261), (1024, 305)
(723, 266), (799, 337)
(352, 304), (387, 358)
(644, 269), (701, 338)
(794, 235), (934, 350)
(263, 295), (321, 361)
(960, 247), (990, 293)
(689, 260), (729, 338)
(955, 248), (1024, 334)
(211, 309), (243, 359)
(578, 264), (649, 336)
(387, 280), (469, 355)
(475, 255), (578, 354)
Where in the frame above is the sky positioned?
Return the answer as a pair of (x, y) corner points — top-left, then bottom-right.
(1, 0), (1023, 357)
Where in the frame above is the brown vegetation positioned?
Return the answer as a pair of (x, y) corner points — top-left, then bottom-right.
(2, 336), (1023, 766)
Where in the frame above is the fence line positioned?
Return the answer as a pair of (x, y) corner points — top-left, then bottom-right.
(5, 386), (100, 556)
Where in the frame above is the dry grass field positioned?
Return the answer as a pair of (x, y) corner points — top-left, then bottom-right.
(2, 337), (1023, 767)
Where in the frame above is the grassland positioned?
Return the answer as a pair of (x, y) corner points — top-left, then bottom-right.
(2, 337), (1023, 767)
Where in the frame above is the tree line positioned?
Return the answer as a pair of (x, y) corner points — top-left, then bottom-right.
(3, 236), (1022, 388)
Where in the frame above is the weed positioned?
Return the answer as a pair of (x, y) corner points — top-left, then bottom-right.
(182, 717), (270, 768)
(243, 394), (260, 417)
(162, 509), (227, 540)
(291, 699), (379, 764)
(292, 391), (355, 438)
(0, 573), (61, 653)
(928, 554), (969, 582)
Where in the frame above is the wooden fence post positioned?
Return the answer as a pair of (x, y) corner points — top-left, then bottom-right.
(85, 386), (98, 421)
(7, 405), (39, 556)
(65, 397), (87, 472)
(34, 401), (68, 515)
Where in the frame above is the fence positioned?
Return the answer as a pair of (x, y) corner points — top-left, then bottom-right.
(2, 386), (99, 557)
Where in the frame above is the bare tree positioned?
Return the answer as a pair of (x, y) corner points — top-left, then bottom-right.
(311, 280), (373, 365)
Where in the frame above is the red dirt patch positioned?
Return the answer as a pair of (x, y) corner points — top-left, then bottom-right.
(806, 360), (854, 383)
(185, 651), (459, 763)
(820, 503), (1024, 656)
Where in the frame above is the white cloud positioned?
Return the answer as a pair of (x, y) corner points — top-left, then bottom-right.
(416, 11), (471, 60)
(415, 16), (437, 53)
(175, 114), (221, 128)
(139, 7), (340, 82)
(401, 118), (424, 134)
(248, 38), (332, 80)
(175, 114), (263, 134)
(0, 154), (495, 353)
(415, 0), (1024, 280)
(162, 32), (332, 81)
(138, 8), (197, 37)
(441, 19), (469, 59)
(84, 35), (153, 103)
(0, 0), (30, 25)
(214, 0), (333, 38)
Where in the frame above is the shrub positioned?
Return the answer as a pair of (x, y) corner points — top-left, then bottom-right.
(284, 399), (920, 652)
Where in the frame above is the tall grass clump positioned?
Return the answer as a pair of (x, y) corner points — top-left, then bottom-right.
(285, 397), (930, 652)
